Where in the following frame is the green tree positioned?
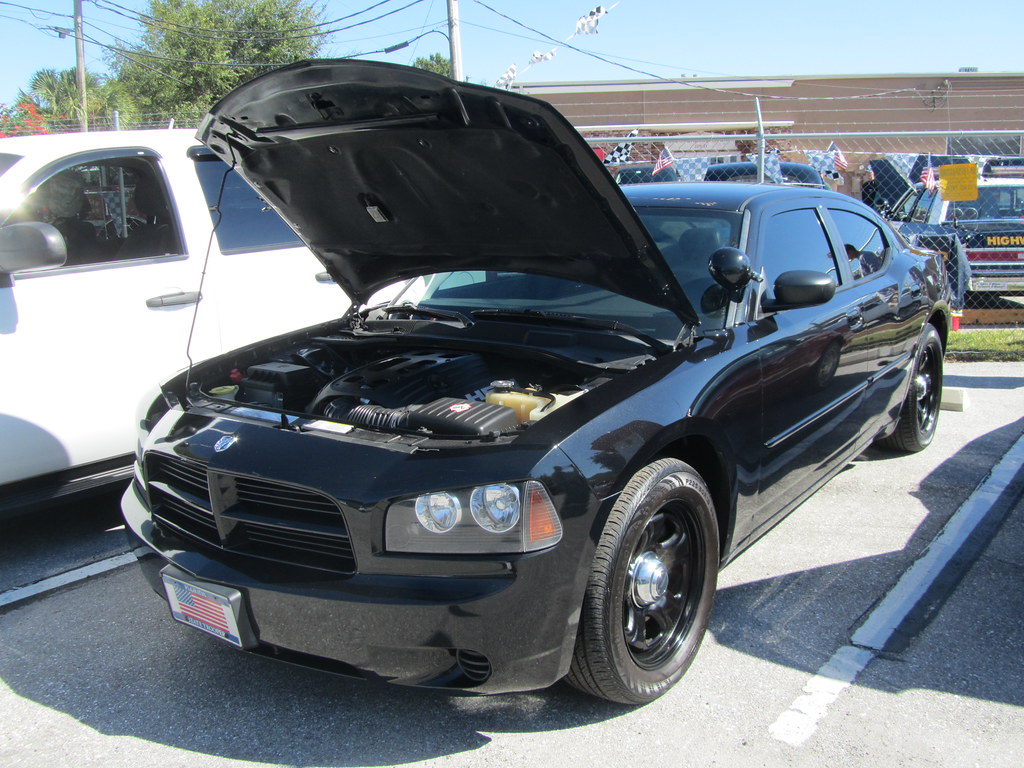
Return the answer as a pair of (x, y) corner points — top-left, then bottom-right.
(109, 0), (324, 117)
(16, 68), (123, 127)
(412, 53), (451, 77)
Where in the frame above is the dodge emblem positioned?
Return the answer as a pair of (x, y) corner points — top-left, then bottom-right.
(214, 435), (238, 452)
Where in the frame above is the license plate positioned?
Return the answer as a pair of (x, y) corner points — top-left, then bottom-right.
(162, 570), (246, 648)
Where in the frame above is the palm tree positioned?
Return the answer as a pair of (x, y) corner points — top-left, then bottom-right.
(17, 67), (122, 129)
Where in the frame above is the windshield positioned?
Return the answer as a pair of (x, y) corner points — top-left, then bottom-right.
(947, 185), (1024, 223)
(633, 206), (743, 328)
(378, 206), (743, 337)
(386, 271), (685, 342)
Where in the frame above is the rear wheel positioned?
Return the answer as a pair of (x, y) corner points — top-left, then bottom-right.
(878, 324), (943, 453)
(566, 459), (718, 705)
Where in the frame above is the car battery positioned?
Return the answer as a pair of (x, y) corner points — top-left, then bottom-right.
(240, 362), (317, 410)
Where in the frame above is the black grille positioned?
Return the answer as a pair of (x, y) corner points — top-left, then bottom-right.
(151, 486), (218, 542)
(148, 453), (209, 499)
(234, 476), (342, 524)
(144, 453), (355, 573)
(146, 455), (217, 545)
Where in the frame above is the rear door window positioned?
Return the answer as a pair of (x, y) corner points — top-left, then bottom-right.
(829, 208), (888, 279)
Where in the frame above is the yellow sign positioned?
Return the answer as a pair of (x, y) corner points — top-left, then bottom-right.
(985, 235), (1024, 247)
(939, 163), (978, 201)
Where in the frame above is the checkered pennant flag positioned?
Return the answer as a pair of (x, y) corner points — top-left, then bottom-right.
(806, 150), (842, 180)
(747, 151), (783, 183)
(602, 129), (639, 165)
(676, 155), (711, 182)
(805, 151), (835, 178)
(885, 153), (917, 183)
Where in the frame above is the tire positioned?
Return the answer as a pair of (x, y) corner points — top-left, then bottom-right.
(566, 459), (719, 705)
(877, 324), (943, 453)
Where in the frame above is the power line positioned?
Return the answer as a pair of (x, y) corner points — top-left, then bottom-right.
(472, 1), (926, 102)
(87, 0), (429, 43)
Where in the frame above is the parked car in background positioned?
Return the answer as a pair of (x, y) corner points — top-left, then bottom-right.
(124, 60), (951, 706)
(702, 161), (828, 188)
(0, 130), (345, 516)
(612, 160), (827, 188)
(887, 158), (1024, 294)
(609, 162), (681, 184)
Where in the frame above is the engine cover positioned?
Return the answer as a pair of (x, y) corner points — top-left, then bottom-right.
(311, 350), (492, 413)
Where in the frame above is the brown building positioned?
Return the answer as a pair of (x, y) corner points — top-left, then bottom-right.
(513, 71), (1024, 160)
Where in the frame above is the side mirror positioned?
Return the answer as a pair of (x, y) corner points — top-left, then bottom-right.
(762, 270), (836, 311)
(709, 247), (756, 302)
(0, 222), (67, 286)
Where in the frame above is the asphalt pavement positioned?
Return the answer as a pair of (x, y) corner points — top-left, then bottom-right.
(0, 361), (1021, 768)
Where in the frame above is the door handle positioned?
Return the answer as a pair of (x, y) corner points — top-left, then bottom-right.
(146, 290), (201, 308)
(847, 311), (864, 330)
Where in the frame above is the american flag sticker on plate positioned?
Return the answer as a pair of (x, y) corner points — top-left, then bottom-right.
(162, 574), (244, 648)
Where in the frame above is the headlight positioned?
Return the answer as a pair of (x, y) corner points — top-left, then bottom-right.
(386, 480), (562, 554)
(470, 484), (520, 533)
(415, 492), (462, 533)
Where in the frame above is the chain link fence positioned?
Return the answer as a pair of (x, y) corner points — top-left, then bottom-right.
(36, 111), (206, 133)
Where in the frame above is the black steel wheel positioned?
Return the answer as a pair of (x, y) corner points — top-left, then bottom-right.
(566, 459), (718, 705)
(877, 324), (943, 453)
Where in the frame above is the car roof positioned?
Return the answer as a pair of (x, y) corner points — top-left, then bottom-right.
(621, 181), (854, 212)
(0, 129), (202, 158)
(702, 161), (827, 186)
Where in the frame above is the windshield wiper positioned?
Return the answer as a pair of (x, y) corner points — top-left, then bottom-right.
(471, 309), (672, 355)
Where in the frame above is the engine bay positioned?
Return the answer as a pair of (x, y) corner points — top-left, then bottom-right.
(191, 335), (609, 439)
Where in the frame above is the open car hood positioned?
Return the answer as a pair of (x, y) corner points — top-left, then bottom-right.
(197, 60), (698, 325)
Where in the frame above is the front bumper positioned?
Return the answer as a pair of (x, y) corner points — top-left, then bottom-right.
(123, 481), (588, 693)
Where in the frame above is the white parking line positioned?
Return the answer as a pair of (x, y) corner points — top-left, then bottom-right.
(769, 432), (1024, 747)
(0, 552), (137, 609)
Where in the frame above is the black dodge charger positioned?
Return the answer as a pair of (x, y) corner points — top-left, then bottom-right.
(123, 60), (951, 705)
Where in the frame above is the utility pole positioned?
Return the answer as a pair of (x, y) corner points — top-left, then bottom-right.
(447, 0), (464, 81)
(74, 0), (88, 131)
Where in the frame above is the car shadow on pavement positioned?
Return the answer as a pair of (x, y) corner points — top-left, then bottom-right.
(0, 420), (1021, 765)
(710, 415), (1024, 708)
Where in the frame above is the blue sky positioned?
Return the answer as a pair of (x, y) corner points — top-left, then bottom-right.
(2, 0), (1022, 107)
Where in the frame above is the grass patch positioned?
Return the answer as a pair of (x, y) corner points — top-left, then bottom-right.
(947, 327), (1024, 361)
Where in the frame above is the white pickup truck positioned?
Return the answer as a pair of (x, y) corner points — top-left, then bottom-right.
(0, 130), (346, 515)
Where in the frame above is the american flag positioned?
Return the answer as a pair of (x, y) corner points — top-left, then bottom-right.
(921, 165), (938, 192)
(172, 581), (230, 633)
(828, 141), (848, 172)
(652, 147), (674, 176)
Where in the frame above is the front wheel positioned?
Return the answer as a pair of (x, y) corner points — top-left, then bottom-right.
(877, 324), (943, 453)
(566, 459), (719, 705)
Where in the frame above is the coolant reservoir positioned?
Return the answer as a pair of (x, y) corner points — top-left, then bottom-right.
(485, 381), (550, 424)
(529, 390), (586, 421)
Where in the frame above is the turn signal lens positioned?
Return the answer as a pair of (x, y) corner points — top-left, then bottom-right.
(524, 481), (562, 551)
